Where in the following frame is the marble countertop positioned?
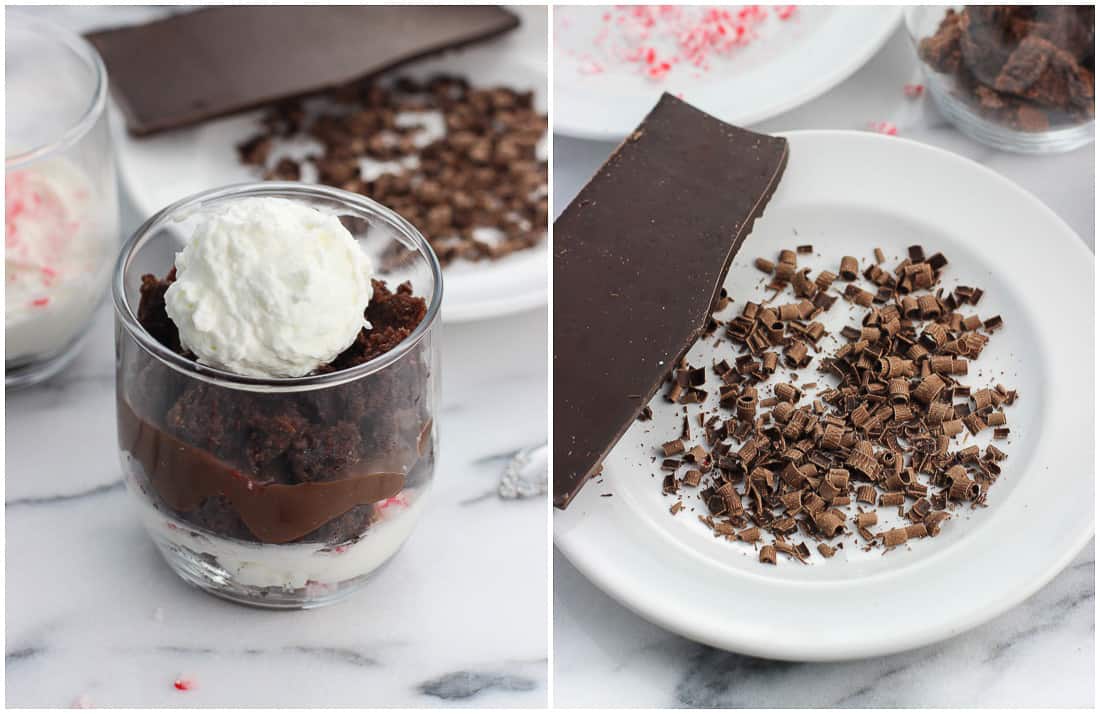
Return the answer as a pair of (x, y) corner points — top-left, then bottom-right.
(6, 7), (547, 708)
(553, 23), (1094, 709)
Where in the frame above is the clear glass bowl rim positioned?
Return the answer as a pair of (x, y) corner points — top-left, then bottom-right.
(5, 11), (109, 169)
(112, 181), (444, 392)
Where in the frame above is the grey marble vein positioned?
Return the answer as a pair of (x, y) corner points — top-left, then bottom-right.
(5, 647), (44, 665)
(6, 479), (123, 508)
(417, 670), (538, 700)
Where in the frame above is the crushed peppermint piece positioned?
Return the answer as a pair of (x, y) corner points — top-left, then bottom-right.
(868, 121), (898, 136)
(567, 5), (798, 81)
(173, 678), (195, 691)
(904, 83), (925, 98)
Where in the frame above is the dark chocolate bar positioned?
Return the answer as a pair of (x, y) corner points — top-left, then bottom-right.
(553, 93), (789, 509)
(86, 5), (519, 135)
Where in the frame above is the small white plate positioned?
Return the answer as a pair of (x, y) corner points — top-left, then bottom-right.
(113, 10), (547, 323)
(555, 6), (900, 141)
(554, 130), (1094, 660)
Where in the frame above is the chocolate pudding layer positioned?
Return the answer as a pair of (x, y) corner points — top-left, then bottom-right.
(118, 274), (433, 545)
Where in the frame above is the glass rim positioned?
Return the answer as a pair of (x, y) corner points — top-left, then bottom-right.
(112, 182), (444, 392)
(5, 11), (110, 169)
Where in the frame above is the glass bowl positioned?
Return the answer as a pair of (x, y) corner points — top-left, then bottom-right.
(906, 5), (1095, 154)
(113, 182), (443, 608)
(6, 11), (119, 387)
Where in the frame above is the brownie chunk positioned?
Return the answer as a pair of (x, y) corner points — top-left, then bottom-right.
(137, 268), (183, 354)
(130, 270), (430, 543)
(919, 5), (1094, 131)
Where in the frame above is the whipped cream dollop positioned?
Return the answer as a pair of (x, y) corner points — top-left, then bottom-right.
(165, 197), (373, 378)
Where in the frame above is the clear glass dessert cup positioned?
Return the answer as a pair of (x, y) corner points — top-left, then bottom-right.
(6, 11), (119, 387)
(113, 183), (442, 609)
(906, 5), (1095, 154)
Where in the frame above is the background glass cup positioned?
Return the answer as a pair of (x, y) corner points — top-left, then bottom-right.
(6, 11), (119, 387)
(113, 183), (443, 609)
(905, 5), (1095, 154)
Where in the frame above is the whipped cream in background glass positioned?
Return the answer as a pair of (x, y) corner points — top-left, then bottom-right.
(6, 12), (118, 387)
(6, 158), (114, 362)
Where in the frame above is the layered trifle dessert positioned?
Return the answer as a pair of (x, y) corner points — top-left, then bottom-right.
(7, 159), (116, 378)
(114, 187), (440, 608)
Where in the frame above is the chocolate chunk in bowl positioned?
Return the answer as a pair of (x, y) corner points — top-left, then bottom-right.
(113, 183), (442, 609)
(908, 5), (1095, 152)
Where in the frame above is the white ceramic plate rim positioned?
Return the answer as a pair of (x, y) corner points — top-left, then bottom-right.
(554, 7), (901, 141)
(554, 130), (1095, 661)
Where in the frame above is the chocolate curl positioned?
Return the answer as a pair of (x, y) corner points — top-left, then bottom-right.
(905, 523), (929, 539)
(913, 374), (946, 404)
(839, 255), (859, 281)
(881, 527), (908, 547)
(777, 302), (800, 321)
(855, 485), (877, 504)
(814, 510), (845, 537)
(662, 439), (685, 457)
(900, 295), (920, 319)
(917, 294), (942, 319)
(855, 511), (878, 528)
(906, 497), (932, 521)
(815, 270), (837, 291)
(924, 511), (950, 536)
(941, 418), (964, 437)
(877, 356), (915, 378)
(888, 378), (910, 404)
(972, 388), (995, 411)
(821, 423), (845, 450)
(878, 491), (905, 507)
(784, 340), (810, 368)
(759, 544), (778, 564)
(926, 401), (952, 424)
(737, 527), (761, 542)
(774, 382), (801, 403)
(754, 257), (775, 274)
(779, 490), (803, 514)
(963, 413), (987, 435)
(803, 492), (827, 515)
(907, 342), (929, 361)
(792, 269), (817, 298)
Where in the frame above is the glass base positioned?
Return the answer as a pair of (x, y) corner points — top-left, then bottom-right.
(152, 535), (400, 610)
(5, 333), (89, 390)
(928, 82), (1095, 155)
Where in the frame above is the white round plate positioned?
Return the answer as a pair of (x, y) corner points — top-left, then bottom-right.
(112, 9), (547, 323)
(555, 6), (900, 141)
(554, 131), (1094, 661)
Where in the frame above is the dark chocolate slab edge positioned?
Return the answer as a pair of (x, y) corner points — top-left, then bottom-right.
(87, 6), (521, 136)
(552, 93), (789, 509)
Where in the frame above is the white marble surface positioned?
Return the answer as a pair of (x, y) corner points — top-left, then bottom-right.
(553, 21), (1094, 709)
(6, 6), (547, 708)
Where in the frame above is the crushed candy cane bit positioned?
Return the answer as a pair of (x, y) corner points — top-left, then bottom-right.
(904, 83), (925, 98)
(173, 678), (195, 691)
(571, 5), (798, 81)
(378, 494), (409, 511)
(868, 121), (898, 136)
